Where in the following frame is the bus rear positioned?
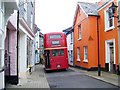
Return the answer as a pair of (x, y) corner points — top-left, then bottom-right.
(44, 32), (69, 70)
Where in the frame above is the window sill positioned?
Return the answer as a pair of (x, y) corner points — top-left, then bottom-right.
(70, 42), (73, 44)
(78, 38), (82, 41)
(105, 26), (115, 32)
(83, 60), (88, 63)
(77, 59), (81, 62)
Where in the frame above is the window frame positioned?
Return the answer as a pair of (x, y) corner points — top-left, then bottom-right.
(70, 32), (73, 44)
(30, 12), (33, 29)
(78, 25), (82, 40)
(77, 47), (80, 61)
(23, 1), (27, 21)
(83, 46), (88, 62)
(104, 8), (114, 32)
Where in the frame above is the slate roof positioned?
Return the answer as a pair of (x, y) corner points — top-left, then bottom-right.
(78, 2), (99, 16)
(63, 27), (73, 35)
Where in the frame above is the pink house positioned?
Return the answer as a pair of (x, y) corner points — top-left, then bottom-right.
(5, 10), (18, 84)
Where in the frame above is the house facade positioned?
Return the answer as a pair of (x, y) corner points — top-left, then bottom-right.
(0, 1), (18, 89)
(5, 10), (18, 85)
(73, 2), (99, 70)
(97, 0), (118, 73)
(18, 0), (35, 84)
(63, 27), (74, 66)
(34, 24), (41, 64)
(34, 25), (44, 64)
(73, 0), (119, 73)
(39, 32), (44, 64)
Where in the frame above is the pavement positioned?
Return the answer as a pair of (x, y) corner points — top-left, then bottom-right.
(6, 64), (50, 89)
(69, 66), (119, 87)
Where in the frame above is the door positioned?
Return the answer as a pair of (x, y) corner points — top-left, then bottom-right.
(5, 50), (10, 76)
(110, 46), (114, 73)
(4, 30), (11, 83)
(45, 50), (50, 68)
(70, 50), (73, 66)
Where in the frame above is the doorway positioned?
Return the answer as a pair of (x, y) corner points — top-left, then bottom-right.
(105, 39), (115, 73)
(4, 29), (10, 84)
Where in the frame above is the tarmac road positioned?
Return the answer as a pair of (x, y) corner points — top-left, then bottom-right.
(45, 69), (119, 89)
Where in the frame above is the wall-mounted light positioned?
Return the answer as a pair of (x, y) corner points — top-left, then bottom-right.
(109, 2), (119, 18)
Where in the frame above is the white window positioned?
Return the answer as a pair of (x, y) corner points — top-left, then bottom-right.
(84, 46), (88, 62)
(24, 1), (27, 21)
(71, 32), (73, 44)
(104, 8), (114, 31)
(78, 25), (82, 40)
(30, 12), (33, 29)
(77, 47), (80, 61)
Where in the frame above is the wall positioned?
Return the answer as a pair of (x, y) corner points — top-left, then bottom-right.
(9, 30), (17, 75)
(98, 1), (118, 68)
(74, 4), (98, 69)
(19, 31), (27, 73)
(74, 5), (89, 68)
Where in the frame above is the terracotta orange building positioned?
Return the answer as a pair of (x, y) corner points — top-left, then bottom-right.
(73, 0), (118, 73)
(73, 2), (99, 70)
(98, 0), (118, 73)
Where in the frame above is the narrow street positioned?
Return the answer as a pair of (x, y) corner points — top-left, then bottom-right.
(45, 68), (118, 89)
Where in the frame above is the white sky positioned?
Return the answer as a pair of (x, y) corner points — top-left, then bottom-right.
(35, 0), (100, 34)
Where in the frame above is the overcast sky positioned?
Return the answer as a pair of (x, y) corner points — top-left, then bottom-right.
(35, 0), (100, 34)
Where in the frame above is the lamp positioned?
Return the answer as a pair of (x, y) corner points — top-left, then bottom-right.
(109, 2), (119, 18)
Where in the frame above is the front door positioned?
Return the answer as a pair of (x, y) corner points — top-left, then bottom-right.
(110, 46), (114, 73)
(4, 30), (11, 84)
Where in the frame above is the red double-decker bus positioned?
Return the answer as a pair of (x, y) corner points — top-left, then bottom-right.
(44, 32), (69, 71)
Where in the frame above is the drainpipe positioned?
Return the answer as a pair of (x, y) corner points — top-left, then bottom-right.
(16, 10), (19, 84)
(97, 16), (101, 76)
(118, 1), (120, 75)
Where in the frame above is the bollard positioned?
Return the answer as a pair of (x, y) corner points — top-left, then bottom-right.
(117, 65), (120, 75)
(98, 64), (101, 76)
(29, 65), (32, 75)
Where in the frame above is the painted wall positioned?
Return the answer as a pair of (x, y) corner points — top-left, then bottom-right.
(9, 30), (17, 75)
(74, 5), (98, 69)
(67, 33), (73, 50)
(67, 32), (74, 66)
(19, 31), (27, 73)
(98, 1), (118, 68)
